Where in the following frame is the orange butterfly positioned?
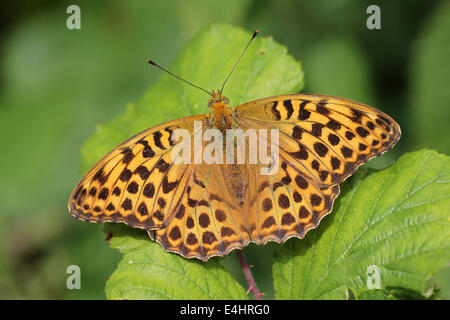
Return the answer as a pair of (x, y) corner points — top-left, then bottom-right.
(68, 31), (401, 261)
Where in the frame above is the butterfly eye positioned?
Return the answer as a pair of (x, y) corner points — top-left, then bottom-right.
(223, 97), (230, 105)
(208, 100), (215, 108)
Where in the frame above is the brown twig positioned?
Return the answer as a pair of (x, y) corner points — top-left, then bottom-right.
(236, 250), (263, 300)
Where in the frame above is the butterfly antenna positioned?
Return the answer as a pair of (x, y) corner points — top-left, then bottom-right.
(146, 59), (213, 96)
(220, 29), (259, 94)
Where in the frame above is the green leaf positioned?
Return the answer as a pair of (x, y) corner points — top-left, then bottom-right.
(302, 38), (375, 106)
(81, 24), (304, 171)
(409, 1), (450, 154)
(104, 224), (248, 299)
(89, 24), (304, 299)
(273, 150), (450, 300)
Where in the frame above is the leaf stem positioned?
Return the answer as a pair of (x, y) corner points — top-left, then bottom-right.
(235, 250), (263, 300)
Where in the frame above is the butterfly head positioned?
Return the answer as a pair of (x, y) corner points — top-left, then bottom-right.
(207, 90), (233, 130)
(208, 90), (230, 108)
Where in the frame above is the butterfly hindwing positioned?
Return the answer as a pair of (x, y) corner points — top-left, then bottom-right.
(154, 163), (251, 260)
(233, 94), (401, 187)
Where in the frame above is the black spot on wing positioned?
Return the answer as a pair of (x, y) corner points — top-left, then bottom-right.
(283, 100), (294, 119)
(345, 131), (355, 140)
(298, 100), (311, 120)
(270, 101), (281, 120)
(326, 119), (341, 130)
(137, 139), (156, 158)
(350, 108), (364, 123)
(313, 142), (328, 157)
(328, 133), (340, 146)
(311, 123), (323, 138)
(121, 147), (134, 164)
(356, 126), (369, 138)
(153, 131), (166, 150)
(316, 100), (330, 115)
(292, 126), (303, 140)
(290, 144), (308, 160)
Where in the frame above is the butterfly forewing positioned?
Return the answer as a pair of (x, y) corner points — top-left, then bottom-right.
(234, 94), (401, 186)
(69, 115), (205, 230)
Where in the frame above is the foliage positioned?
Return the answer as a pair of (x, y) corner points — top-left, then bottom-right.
(409, 1), (450, 154)
(273, 150), (450, 299)
(105, 225), (249, 299)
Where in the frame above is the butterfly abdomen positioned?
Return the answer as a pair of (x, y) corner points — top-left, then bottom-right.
(219, 164), (248, 206)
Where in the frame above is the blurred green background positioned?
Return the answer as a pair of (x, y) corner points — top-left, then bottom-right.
(0, 0), (449, 299)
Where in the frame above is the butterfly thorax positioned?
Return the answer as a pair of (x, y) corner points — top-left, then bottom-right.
(208, 90), (233, 131)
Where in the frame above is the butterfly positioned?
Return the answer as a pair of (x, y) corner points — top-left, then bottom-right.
(68, 31), (401, 261)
